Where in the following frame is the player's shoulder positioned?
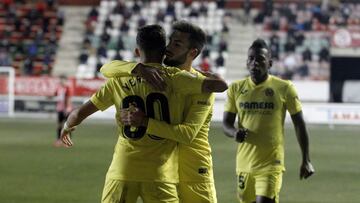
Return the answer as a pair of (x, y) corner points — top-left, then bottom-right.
(162, 65), (182, 74)
(269, 75), (293, 87)
(229, 78), (248, 89)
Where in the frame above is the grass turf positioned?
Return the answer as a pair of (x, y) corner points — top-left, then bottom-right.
(0, 118), (359, 203)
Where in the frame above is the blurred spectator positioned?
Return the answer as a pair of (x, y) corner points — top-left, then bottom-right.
(319, 46), (330, 62)
(46, 0), (56, 9)
(16, 42), (25, 55)
(201, 47), (210, 59)
(117, 37), (125, 50)
(120, 21), (130, 33)
(199, 3), (208, 15)
(283, 53), (297, 77)
(254, 11), (266, 24)
(156, 10), (165, 22)
(189, 8), (199, 17)
(2, 0), (13, 10)
(138, 17), (146, 28)
(0, 49), (12, 66)
(14, 16), (22, 32)
(199, 57), (211, 72)
(36, 1), (46, 14)
(296, 62), (309, 78)
(284, 37), (296, 53)
(97, 43), (107, 58)
(216, 0), (225, 9)
(166, 2), (176, 17)
(242, 0), (252, 24)
(101, 30), (111, 44)
(206, 35), (213, 45)
(105, 17), (113, 29)
(222, 23), (229, 35)
(26, 8), (40, 22)
(215, 52), (225, 69)
(23, 20), (32, 38)
(113, 51), (123, 61)
(27, 42), (38, 58)
(218, 39), (228, 52)
(42, 16), (50, 32)
(270, 33), (280, 59)
(79, 50), (89, 64)
(302, 47), (312, 62)
(6, 5), (17, 20)
(264, 0), (273, 16)
(0, 38), (11, 51)
(88, 6), (99, 21)
(23, 57), (34, 75)
(132, 1), (141, 13)
(183, 0), (193, 8)
(113, 1), (125, 14)
(294, 31), (305, 46)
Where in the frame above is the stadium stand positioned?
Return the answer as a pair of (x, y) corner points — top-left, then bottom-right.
(76, 0), (231, 78)
(253, 1), (360, 81)
(0, 0), (64, 75)
(1, 0), (359, 115)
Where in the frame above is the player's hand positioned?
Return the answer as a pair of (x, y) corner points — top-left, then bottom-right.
(234, 128), (248, 143)
(300, 161), (315, 180)
(60, 124), (76, 147)
(120, 107), (148, 127)
(133, 63), (167, 91)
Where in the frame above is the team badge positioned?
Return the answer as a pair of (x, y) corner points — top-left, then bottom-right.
(240, 89), (248, 95)
(264, 88), (274, 97)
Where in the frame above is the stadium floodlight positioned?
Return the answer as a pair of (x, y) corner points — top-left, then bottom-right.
(0, 66), (15, 117)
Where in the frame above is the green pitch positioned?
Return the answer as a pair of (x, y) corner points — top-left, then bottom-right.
(0, 118), (359, 203)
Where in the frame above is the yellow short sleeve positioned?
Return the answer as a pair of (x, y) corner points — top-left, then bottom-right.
(285, 82), (302, 115)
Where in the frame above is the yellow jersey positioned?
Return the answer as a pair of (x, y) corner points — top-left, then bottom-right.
(101, 63), (216, 182)
(91, 61), (205, 183)
(224, 75), (302, 174)
(147, 68), (215, 182)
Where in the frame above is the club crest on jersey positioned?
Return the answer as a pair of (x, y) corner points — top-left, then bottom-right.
(264, 88), (274, 97)
(240, 89), (248, 95)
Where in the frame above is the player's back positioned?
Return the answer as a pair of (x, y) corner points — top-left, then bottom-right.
(93, 63), (205, 183)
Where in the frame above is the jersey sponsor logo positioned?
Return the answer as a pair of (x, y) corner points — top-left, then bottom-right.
(264, 88), (274, 97)
(239, 102), (274, 110)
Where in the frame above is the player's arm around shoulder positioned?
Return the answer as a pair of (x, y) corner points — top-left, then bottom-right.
(201, 71), (228, 93)
(171, 70), (228, 95)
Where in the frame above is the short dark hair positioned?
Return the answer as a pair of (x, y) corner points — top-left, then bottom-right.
(136, 24), (166, 56)
(172, 21), (207, 56)
(249, 38), (271, 56)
